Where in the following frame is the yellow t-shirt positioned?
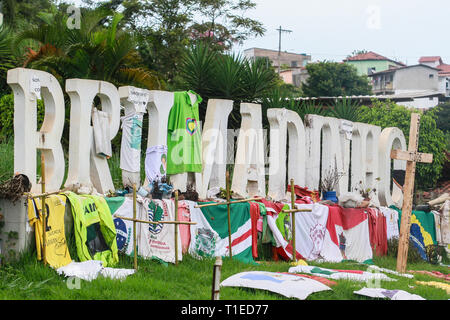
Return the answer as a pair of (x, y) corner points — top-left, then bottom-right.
(28, 195), (72, 268)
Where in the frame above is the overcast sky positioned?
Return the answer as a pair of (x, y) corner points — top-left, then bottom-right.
(70, 0), (450, 65)
(235, 0), (450, 65)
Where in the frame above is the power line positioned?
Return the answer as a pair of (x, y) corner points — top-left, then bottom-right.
(276, 26), (292, 74)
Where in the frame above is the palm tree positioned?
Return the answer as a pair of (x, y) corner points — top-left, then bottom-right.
(0, 25), (16, 94)
(14, 10), (161, 90)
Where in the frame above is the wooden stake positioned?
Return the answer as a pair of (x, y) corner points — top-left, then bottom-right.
(290, 179), (297, 262)
(391, 113), (433, 273)
(280, 179), (312, 262)
(174, 190), (179, 265)
(40, 152), (47, 266)
(226, 171), (232, 259)
(133, 183), (137, 271)
(211, 256), (222, 300)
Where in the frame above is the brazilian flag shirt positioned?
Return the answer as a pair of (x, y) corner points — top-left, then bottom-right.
(167, 90), (203, 174)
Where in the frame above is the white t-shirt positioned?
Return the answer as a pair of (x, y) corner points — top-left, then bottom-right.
(139, 199), (182, 264)
(120, 112), (144, 173)
(145, 145), (168, 183)
(379, 206), (399, 240)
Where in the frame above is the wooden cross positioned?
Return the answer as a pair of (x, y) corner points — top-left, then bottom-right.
(390, 113), (433, 273)
(115, 186), (197, 269)
(280, 179), (312, 262)
(195, 171), (262, 259)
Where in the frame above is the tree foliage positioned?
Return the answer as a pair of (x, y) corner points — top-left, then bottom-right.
(302, 61), (373, 97)
(359, 100), (447, 189)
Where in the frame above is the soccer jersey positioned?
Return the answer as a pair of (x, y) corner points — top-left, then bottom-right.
(27, 195), (72, 269)
(166, 91), (203, 174)
(64, 192), (119, 267)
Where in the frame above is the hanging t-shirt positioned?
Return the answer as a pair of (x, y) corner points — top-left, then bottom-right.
(106, 196), (137, 257)
(145, 145), (168, 184)
(379, 206), (399, 240)
(139, 199), (182, 264)
(65, 192), (118, 267)
(92, 108), (112, 158)
(178, 200), (194, 254)
(27, 195), (72, 269)
(167, 91), (203, 174)
(188, 201), (254, 264)
(120, 112), (144, 173)
(367, 208), (388, 256)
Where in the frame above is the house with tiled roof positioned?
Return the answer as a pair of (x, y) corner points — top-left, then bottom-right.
(419, 56), (450, 98)
(343, 51), (405, 76)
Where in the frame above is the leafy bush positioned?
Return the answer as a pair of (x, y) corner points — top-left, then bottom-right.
(327, 97), (361, 122)
(0, 94), (45, 143)
(386, 237), (423, 263)
(359, 100), (447, 189)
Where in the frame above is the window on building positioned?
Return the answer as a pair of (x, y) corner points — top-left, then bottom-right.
(429, 74), (434, 79)
(291, 61), (298, 68)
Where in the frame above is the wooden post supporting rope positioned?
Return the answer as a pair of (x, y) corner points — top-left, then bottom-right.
(195, 170), (263, 260)
(211, 256), (222, 300)
(281, 179), (312, 262)
(174, 190), (179, 265)
(290, 179), (296, 262)
(390, 113), (433, 273)
(133, 183), (137, 271)
(40, 152), (47, 266)
(225, 171), (232, 259)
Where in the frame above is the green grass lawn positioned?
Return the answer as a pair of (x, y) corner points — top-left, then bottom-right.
(0, 247), (448, 300)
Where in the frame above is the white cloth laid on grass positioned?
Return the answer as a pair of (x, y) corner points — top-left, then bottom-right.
(288, 265), (396, 282)
(220, 271), (331, 300)
(56, 260), (135, 281)
(367, 265), (414, 279)
(354, 287), (425, 300)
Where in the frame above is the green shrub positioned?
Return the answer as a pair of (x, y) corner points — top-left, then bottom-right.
(359, 100), (447, 190)
(386, 237), (423, 263)
(0, 94), (45, 143)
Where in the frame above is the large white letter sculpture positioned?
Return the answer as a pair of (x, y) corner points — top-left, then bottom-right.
(65, 79), (120, 194)
(378, 127), (407, 207)
(304, 115), (349, 194)
(199, 99), (233, 199)
(7, 68), (65, 192)
(267, 108), (306, 200)
(351, 122), (381, 205)
(232, 103), (266, 197)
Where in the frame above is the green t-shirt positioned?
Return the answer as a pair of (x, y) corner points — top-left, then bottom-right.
(167, 90), (203, 174)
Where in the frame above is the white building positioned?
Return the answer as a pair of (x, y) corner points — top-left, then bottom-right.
(368, 64), (443, 109)
(419, 56), (450, 99)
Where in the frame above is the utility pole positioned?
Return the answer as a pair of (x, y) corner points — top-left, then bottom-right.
(277, 26), (292, 74)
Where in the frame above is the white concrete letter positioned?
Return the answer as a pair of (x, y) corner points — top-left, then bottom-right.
(65, 79), (120, 194)
(267, 108), (306, 200)
(231, 103), (266, 197)
(7, 68), (65, 192)
(378, 127), (407, 207)
(199, 99), (233, 198)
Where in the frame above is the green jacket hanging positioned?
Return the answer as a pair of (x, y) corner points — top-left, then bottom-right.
(64, 192), (119, 267)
